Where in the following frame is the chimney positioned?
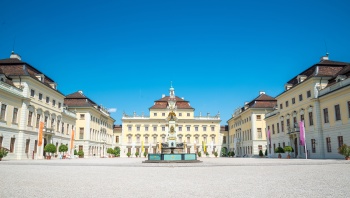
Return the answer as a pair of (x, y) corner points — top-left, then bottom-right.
(181, 97), (184, 100)
(78, 90), (83, 94)
(162, 94), (165, 98)
(259, 91), (265, 95)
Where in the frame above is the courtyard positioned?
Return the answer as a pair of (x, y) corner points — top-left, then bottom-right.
(1, 157), (349, 198)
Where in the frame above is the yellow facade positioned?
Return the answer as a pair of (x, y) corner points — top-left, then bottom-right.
(227, 92), (276, 157)
(120, 87), (222, 157)
(265, 55), (350, 159)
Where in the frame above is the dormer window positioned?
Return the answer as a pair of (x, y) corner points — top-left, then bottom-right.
(297, 75), (307, 83)
(49, 83), (57, 90)
(35, 74), (45, 82)
(336, 75), (346, 82)
(284, 83), (293, 91)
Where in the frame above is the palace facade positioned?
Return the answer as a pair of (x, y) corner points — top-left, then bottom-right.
(227, 92), (277, 157)
(0, 52), (76, 160)
(265, 54), (350, 159)
(64, 91), (115, 157)
(120, 86), (222, 157)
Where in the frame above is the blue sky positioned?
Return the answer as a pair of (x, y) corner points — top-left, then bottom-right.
(1, 0), (350, 124)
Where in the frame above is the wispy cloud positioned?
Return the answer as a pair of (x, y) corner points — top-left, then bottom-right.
(108, 108), (117, 113)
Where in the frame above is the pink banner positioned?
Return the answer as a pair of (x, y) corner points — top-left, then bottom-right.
(299, 121), (305, 146)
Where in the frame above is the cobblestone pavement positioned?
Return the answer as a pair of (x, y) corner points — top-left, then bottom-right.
(1, 157), (349, 198)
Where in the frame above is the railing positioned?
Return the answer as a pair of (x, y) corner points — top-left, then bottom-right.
(194, 116), (220, 120)
(287, 123), (300, 134)
(319, 78), (350, 97)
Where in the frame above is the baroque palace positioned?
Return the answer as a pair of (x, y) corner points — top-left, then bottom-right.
(0, 52), (114, 159)
(120, 86), (222, 157)
(265, 54), (350, 159)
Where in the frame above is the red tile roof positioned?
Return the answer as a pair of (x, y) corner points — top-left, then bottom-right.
(149, 96), (194, 109)
(64, 91), (98, 107)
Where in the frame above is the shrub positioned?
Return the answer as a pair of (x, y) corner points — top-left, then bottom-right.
(214, 151), (218, 157)
(107, 148), (114, 154)
(284, 146), (293, 154)
(59, 145), (68, 153)
(44, 144), (57, 154)
(338, 144), (350, 158)
(77, 150), (84, 157)
(259, 150), (264, 157)
(197, 151), (201, 157)
(143, 151), (147, 157)
(275, 147), (285, 153)
(114, 147), (121, 157)
(74, 149), (78, 155)
(0, 147), (9, 159)
(127, 152), (131, 157)
(135, 151), (139, 157)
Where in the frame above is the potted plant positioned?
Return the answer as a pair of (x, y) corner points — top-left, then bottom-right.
(107, 148), (114, 158)
(44, 144), (57, 159)
(77, 150), (84, 158)
(214, 151), (218, 157)
(230, 151), (235, 157)
(205, 151), (209, 157)
(135, 151), (139, 157)
(259, 150), (264, 158)
(284, 146), (293, 159)
(197, 151), (201, 157)
(114, 147), (120, 157)
(275, 147), (285, 158)
(338, 144), (350, 160)
(127, 152), (131, 158)
(143, 151), (147, 158)
(0, 147), (9, 161)
(59, 145), (68, 159)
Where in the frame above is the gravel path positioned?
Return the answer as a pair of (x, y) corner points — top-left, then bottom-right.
(1, 157), (349, 198)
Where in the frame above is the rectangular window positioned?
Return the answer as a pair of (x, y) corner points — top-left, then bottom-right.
(80, 114), (85, 120)
(338, 136), (343, 148)
(195, 126), (198, 131)
(145, 126), (148, 131)
(277, 123), (280, 133)
(39, 93), (43, 100)
(51, 118), (55, 129)
(179, 127), (182, 131)
(223, 136), (226, 144)
(211, 126), (214, 131)
(323, 108), (329, 123)
(203, 126), (207, 131)
(285, 101), (289, 107)
(154, 113), (157, 116)
(257, 128), (262, 138)
(311, 139), (316, 153)
(286, 119), (290, 129)
(272, 124), (275, 134)
(30, 89), (35, 97)
(309, 112), (313, 126)
(128, 126), (132, 131)
(66, 124), (69, 135)
(162, 113), (165, 116)
(0, 104), (6, 120)
(137, 126), (141, 131)
(153, 126), (157, 131)
(161, 126), (165, 131)
(300, 114), (304, 121)
(52, 100), (56, 106)
(279, 104), (283, 109)
(179, 113), (182, 116)
(46, 96), (50, 103)
(58, 102), (61, 108)
(348, 101), (350, 118)
(335, 104), (341, 121)
(307, 90), (311, 98)
(145, 136), (148, 144)
(25, 139), (30, 153)
(79, 128), (84, 139)
(12, 108), (18, 123)
(256, 115), (261, 120)
(36, 114), (41, 128)
(61, 122), (64, 134)
(293, 117), (297, 127)
(27, 111), (33, 126)
(186, 126), (190, 131)
(34, 140), (37, 153)
(187, 113), (190, 117)
(292, 98), (295, 104)
(326, 137), (331, 152)
(281, 121), (284, 132)
(282, 142), (285, 148)
(57, 120), (60, 131)
(299, 94), (303, 101)
(0, 136), (2, 148)
(10, 138), (15, 153)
